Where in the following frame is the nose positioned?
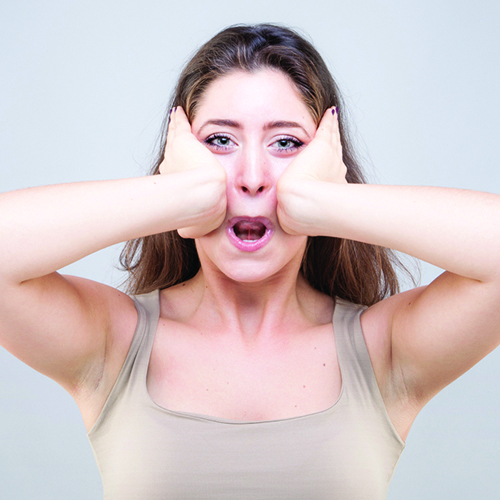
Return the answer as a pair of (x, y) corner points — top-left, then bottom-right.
(234, 146), (272, 196)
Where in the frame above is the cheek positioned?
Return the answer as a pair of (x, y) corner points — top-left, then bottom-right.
(214, 155), (233, 176)
(273, 156), (296, 175)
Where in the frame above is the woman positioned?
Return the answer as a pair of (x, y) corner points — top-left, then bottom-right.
(1, 23), (499, 499)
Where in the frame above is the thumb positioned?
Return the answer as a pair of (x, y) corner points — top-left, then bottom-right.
(314, 107), (336, 141)
(171, 106), (192, 134)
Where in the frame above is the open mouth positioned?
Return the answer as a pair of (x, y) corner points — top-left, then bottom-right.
(233, 220), (267, 241)
(226, 216), (274, 252)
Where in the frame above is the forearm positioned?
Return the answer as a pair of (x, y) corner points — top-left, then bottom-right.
(0, 169), (223, 284)
(294, 182), (500, 283)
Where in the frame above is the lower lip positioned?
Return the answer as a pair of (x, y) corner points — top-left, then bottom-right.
(226, 223), (274, 252)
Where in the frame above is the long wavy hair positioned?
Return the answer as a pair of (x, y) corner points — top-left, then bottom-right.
(120, 23), (413, 306)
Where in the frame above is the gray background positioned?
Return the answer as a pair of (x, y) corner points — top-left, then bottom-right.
(1, 0), (499, 498)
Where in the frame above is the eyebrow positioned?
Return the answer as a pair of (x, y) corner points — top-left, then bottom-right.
(197, 119), (311, 139)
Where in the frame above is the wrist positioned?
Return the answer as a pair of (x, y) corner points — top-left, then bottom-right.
(277, 178), (325, 236)
(162, 167), (226, 236)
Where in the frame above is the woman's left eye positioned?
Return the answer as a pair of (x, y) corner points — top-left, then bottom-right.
(272, 136), (305, 152)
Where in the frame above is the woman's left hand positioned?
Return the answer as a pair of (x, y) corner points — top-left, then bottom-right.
(276, 107), (347, 235)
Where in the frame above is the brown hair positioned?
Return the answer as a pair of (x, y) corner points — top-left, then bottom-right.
(120, 23), (413, 306)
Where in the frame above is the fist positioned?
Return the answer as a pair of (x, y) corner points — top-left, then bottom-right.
(277, 107), (347, 235)
(160, 107), (227, 239)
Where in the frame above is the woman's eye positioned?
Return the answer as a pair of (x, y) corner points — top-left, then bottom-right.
(204, 134), (234, 150)
(273, 136), (305, 152)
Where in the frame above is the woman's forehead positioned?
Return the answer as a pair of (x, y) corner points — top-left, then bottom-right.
(193, 69), (314, 126)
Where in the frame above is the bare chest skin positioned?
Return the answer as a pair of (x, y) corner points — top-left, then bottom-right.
(146, 318), (342, 422)
(143, 291), (421, 439)
(80, 283), (418, 440)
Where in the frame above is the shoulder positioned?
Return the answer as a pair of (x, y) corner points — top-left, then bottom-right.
(357, 288), (428, 439)
(361, 286), (426, 340)
(359, 286), (426, 382)
(71, 281), (139, 428)
(65, 276), (140, 375)
(105, 288), (141, 369)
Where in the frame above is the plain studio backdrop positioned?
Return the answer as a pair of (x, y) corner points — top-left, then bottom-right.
(1, 1), (499, 498)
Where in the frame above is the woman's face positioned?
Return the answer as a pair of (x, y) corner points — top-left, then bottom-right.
(191, 69), (317, 283)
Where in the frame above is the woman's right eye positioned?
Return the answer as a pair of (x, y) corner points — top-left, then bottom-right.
(204, 134), (235, 151)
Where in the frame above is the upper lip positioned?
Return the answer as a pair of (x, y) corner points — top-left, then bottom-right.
(227, 216), (275, 230)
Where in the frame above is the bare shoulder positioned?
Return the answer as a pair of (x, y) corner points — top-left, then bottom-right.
(0, 272), (138, 391)
(360, 287), (428, 440)
(61, 275), (139, 365)
(0, 271), (139, 430)
(361, 286), (427, 368)
(62, 277), (139, 429)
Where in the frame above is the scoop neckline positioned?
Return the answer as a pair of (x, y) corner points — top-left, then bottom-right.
(142, 293), (345, 425)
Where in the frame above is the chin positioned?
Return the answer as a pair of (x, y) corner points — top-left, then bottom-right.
(219, 262), (277, 283)
(214, 255), (302, 285)
(195, 233), (307, 284)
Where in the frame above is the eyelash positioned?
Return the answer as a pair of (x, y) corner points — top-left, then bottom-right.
(204, 134), (305, 153)
(273, 135), (305, 152)
(204, 133), (234, 151)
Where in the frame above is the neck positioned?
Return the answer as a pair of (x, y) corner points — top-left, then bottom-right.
(182, 263), (331, 345)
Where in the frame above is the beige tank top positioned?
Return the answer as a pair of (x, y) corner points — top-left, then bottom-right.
(87, 290), (404, 499)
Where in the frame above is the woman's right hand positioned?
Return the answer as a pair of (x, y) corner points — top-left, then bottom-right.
(0, 108), (226, 412)
(160, 106), (227, 239)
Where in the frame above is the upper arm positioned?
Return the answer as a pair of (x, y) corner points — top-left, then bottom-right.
(0, 272), (137, 395)
(365, 271), (500, 407)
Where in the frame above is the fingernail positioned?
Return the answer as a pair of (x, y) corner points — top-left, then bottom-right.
(332, 106), (337, 116)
